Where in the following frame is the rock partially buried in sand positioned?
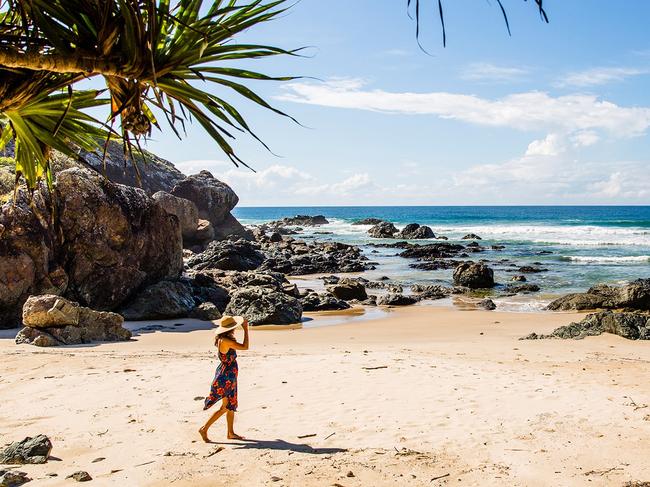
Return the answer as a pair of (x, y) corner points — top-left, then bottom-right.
(300, 292), (351, 312)
(377, 293), (418, 306)
(326, 278), (368, 301)
(0, 435), (52, 464)
(522, 311), (650, 341)
(453, 262), (495, 289)
(0, 470), (31, 486)
(16, 295), (130, 347)
(547, 279), (650, 312)
(477, 298), (497, 310)
(66, 471), (92, 482)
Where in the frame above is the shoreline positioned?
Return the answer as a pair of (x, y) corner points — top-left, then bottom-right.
(2, 305), (649, 486)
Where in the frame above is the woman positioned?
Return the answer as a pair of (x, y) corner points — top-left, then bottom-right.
(199, 315), (249, 442)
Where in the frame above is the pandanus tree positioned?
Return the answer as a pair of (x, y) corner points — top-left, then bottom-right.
(0, 0), (548, 193)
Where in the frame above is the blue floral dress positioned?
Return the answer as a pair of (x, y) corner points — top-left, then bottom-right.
(204, 347), (238, 412)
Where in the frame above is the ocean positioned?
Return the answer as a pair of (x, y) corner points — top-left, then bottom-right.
(233, 206), (650, 311)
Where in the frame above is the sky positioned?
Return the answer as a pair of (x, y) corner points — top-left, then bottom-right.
(143, 0), (650, 206)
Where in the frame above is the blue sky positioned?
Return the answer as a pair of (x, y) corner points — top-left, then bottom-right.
(143, 0), (650, 206)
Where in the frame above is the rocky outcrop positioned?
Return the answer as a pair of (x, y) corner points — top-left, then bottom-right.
(0, 435), (52, 464)
(547, 279), (650, 312)
(522, 311), (650, 340)
(453, 262), (495, 289)
(352, 218), (384, 226)
(119, 280), (195, 320)
(517, 265), (547, 273)
(462, 233), (482, 240)
(477, 298), (496, 310)
(16, 295), (131, 346)
(326, 278), (368, 301)
(189, 302), (222, 321)
(0, 469), (31, 486)
(300, 292), (351, 311)
(259, 239), (371, 275)
(396, 223), (435, 239)
(186, 239), (265, 272)
(170, 170), (248, 240)
(398, 243), (465, 259)
(504, 283), (540, 294)
(271, 215), (329, 226)
(225, 286), (302, 325)
(377, 293), (417, 306)
(411, 284), (453, 300)
(368, 222), (398, 238)
(0, 169), (183, 328)
(152, 191), (214, 248)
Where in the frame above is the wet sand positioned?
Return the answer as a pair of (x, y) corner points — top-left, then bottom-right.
(1, 306), (649, 486)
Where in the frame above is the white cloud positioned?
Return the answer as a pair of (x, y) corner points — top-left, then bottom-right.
(460, 62), (529, 82)
(589, 170), (650, 200)
(525, 133), (565, 157)
(295, 172), (373, 196)
(277, 78), (650, 138)
(557, 67), (648, 87)
(570, 130), (600, 147)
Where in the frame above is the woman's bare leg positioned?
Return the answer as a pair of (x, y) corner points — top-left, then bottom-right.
(226, 410), (244, 440)
(199, 399), (228, 442)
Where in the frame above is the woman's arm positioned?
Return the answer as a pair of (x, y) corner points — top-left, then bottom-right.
(222, 320), (250, 351)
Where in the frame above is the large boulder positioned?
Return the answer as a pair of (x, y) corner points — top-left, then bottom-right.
(453, 262), (495, 289)
(170, 170), (248, 240)
(368, 222), (398, 238)
(396, 223), (435, 239)
(152, 191), (200, 241)
(547, 279), (650, 311)
(225, 286), (302, 325)
(0, 169), (183, 328)
(119, 280), (195, 320)
(523, 311), (650, 340)
(186, 239), (265, 271)
(326, 278), (368, 301)
(0, 435), (52, 464)
(16, 295), (130, 346)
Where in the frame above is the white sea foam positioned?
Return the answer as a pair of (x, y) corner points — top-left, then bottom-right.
(559, 255), (650, 264)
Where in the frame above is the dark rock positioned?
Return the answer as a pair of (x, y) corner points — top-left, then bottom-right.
(67, 471), (92, 482)
(399, 243), (464, 259)
(522, 311), (650, 340)
(377, 293), (418, 306)
(170, 170), (249, 240)
(411, 284), (453, 300)
(268, 232), (283, 243)
(368, 222), (398, 238)
(0, 435), (52, 464)
(491, 245), (505, 250)
(504, 283), (540, 294)
(351, 218), (384, 225)
(271, 215), (329, 226)
(189, 302), (222, 321)
(547, 279), (650, 311)
(225, 286), (302, 325)
(326, 278), (368, 301)
(186, 239), (264, 272)
(518, 265), (548, 273)
(119, 280), (195, 320)
(16, 295), (130, 346)
(511, 275), (527, 282)
(300, 292), (351, 311)
(0, 470), (31, 487)
(409, 260), (460, 271)
(477, 298), (496, 310)
(453, 262), (495, 289)
(462, 233), (482, 240)
(396, 223), (435, 239)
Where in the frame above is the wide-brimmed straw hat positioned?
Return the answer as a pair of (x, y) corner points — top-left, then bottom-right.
(213, 315), (245, 336)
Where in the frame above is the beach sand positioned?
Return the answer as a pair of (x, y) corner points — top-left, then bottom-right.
(1, 306), (649, 486)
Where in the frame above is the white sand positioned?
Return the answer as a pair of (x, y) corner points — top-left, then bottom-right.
(1, 306), (649, 486)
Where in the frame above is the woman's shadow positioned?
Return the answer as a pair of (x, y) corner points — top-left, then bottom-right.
(211, 438), (346, 455)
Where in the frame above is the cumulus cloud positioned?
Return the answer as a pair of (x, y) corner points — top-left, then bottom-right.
(460, 62), (529, 82)
(277, 78), (650, 138)
(295, 172), (373, 195)
(557, 67), (648, 87)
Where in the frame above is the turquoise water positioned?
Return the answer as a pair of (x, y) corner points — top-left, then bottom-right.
(233, 206), (650, 310)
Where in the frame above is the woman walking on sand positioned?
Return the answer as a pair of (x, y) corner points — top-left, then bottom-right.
(199, 315), (249, 442)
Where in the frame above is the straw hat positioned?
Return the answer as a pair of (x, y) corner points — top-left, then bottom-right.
(213, 315), (245, 336)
